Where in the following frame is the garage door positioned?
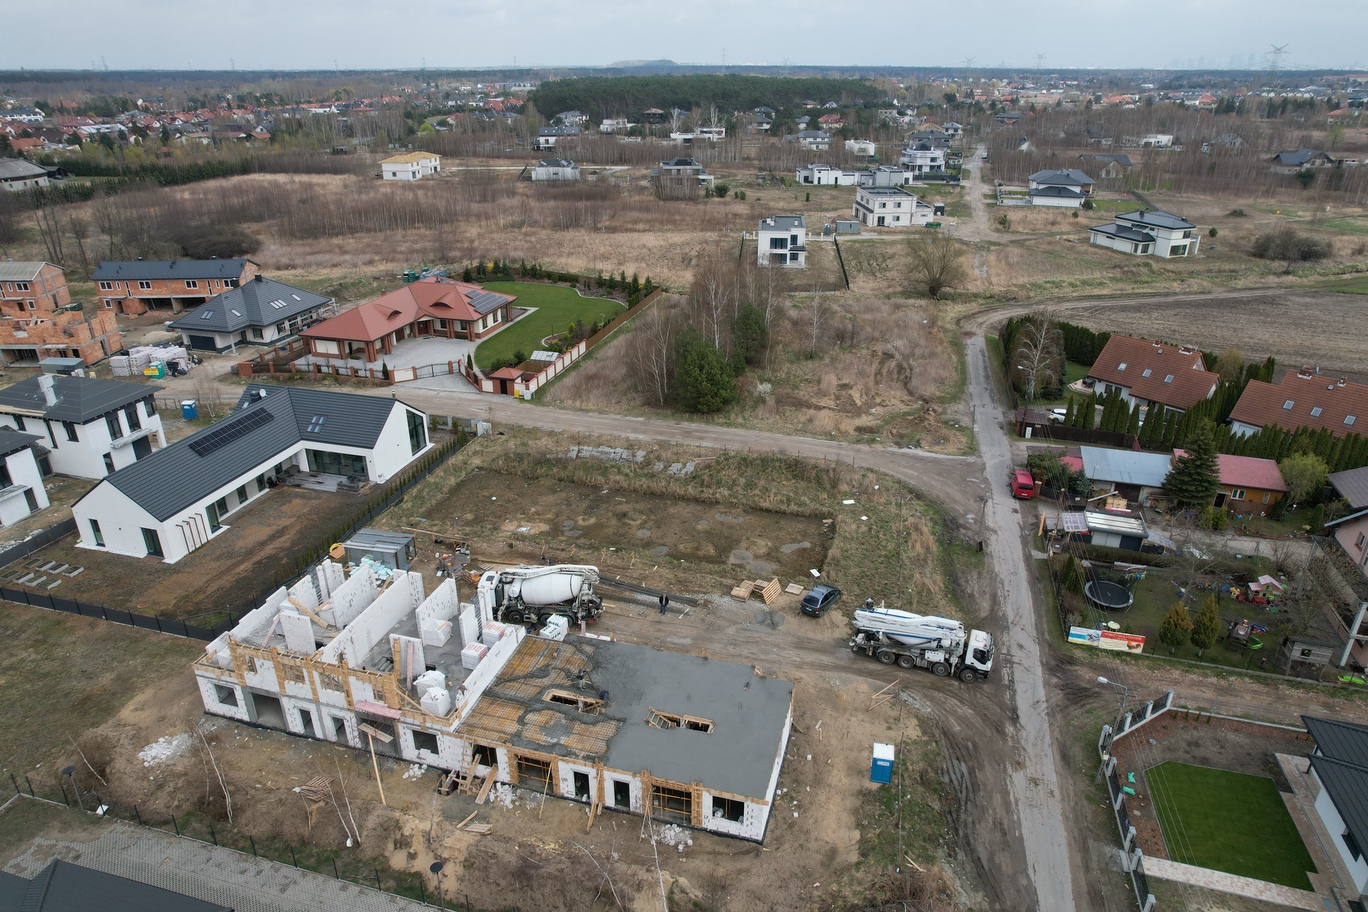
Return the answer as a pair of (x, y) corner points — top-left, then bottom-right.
(187, 335), (219, 351)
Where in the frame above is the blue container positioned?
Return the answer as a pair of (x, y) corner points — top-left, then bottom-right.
(871, 742), (895, 784)
(180, 400), (198, 420)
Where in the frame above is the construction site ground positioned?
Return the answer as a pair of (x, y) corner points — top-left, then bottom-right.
(20, 487), (364, 620)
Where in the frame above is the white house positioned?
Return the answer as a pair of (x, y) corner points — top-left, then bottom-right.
(1028, 169), (1095, 197)
(852, 187), (935, 228)
(857, 165), (918, 188)
(0, 428), (49, 526)
(599, 118), (633, 134)
(1029, 187), (1087, 208)
(380, 152), (441, 181)
(534, 125), (581, 151)
(795, 164), (857, 186)
(1088, 209), (1201, 258)
(791, 131), (832, 151)
(757, 216), (806, 268)
(844, 139), (877, 158)
(193, 562), (794, 844)
(531, 159), (581, 182)
(899, 143), (945, 175)
(0, 158), (50, 192)
(656, 157), (715, 189)
(71, 385), (431, 563)
(167, 275), (335, 353)
(0, 374), (166, 479)
(1303, 717), (1368, 897)
(942, 122), (963, 138)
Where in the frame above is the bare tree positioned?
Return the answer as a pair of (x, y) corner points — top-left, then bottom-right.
(34, 204), (65, 265)
(1012, 310), (1063, 402)
(625, 308), (676, 406)
(906, 232), (968, 300)
(806, 288), (830, 359)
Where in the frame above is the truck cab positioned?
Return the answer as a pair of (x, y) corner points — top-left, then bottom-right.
(1010, 469), (1036, 499)
(963, 630), (994, 679)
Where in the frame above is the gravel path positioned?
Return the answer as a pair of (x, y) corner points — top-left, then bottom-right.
(4, 819), (435, 912)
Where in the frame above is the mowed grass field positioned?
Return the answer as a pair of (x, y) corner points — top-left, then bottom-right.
(1146, 761), (1316, 890)
(473, 282), (625, 369)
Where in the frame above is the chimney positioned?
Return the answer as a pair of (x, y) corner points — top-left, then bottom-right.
(37, 374), (56, 407)
(255, 274), (264, 283)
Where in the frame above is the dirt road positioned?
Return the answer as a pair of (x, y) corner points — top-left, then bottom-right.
(953, 144), (995, 245)
(966, 336), (1080, 912)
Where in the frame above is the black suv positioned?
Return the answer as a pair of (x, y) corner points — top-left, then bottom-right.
(800, 584), (842, 617)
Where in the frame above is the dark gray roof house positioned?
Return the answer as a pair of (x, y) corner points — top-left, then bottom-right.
(166, 276), (333, 351)
(1329, 466), (1368, 511)
(1305, 715), (1368, 767)
(1304, 715), (1368, 880)
(0, 859), (232, 912)
(1117, 209), (1195, 231)
(0, 374), (160, 424)
(100, 385), (409, 522)
(91, 259), (258, 282)
(1029, 168), (1096, 188)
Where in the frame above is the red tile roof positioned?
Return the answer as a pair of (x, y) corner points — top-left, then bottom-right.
(1175, 450), (1287, 492)
(1087, 334), (1218, 410)
(301, 278), (515, 343)
(1230, 371), (1368, 438)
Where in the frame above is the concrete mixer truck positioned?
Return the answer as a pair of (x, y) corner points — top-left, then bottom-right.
(476, 565), (604, 626)
(849, 604), (993, 682)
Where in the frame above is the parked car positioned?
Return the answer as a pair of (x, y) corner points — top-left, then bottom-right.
(1011, 469), (1037, 499)
(801, 584), (842, 617)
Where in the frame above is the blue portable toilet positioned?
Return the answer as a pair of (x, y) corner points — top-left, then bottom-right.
(871, 742), (895, 783)
(180, 400), (198, 420)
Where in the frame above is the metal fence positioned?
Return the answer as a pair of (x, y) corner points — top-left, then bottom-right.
(1096, 691), (1174, 912)
(0, 518), (77, 570)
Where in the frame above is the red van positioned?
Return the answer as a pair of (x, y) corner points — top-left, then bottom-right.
(1011, 469), (1037, 499)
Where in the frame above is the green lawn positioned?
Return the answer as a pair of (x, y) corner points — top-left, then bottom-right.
(1320, 217), (1368, 235)
(473, 282), (626, 369)
(1146, 761), (1315, 890)
(1320, 275), (1368, 295)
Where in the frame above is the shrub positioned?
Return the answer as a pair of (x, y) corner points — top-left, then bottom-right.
(1227, 208), (1247, 217)
(1251, 227), (1331, 270)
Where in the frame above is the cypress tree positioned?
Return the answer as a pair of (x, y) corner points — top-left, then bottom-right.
(1126, 402), (1141, 437)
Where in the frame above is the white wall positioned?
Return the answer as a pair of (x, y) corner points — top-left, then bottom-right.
(370, 403), (430, 484)
(72, 482), (162, 558)
(1, 405), (165, 480)
(1315, 781), (1368, 893)
(0, 447), (47, 526)
(321, 570), (424, 667)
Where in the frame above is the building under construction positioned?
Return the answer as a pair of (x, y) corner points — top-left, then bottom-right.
(193, 560), (794, 842)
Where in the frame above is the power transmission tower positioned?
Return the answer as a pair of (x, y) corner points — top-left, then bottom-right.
(1033, 53), (1046, 83)
(962, 56), (976, 90)
(1266, 44), (1288, 85)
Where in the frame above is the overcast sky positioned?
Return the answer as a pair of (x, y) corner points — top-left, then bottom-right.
(2, 0), (1362, 73)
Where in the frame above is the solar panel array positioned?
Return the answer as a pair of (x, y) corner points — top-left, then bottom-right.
(188, 409), (275, 457)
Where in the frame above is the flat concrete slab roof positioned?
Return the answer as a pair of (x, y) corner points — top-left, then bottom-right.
(462, 637), (794, 799)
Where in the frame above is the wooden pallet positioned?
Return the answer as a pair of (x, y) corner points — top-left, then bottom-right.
(758, 578), (782, 604)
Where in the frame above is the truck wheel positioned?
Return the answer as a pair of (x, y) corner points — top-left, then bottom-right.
(876, 650), (897, 665)
(959, 667), (979, 683)
(896, 654), (915, 669)
(504, 608), (524, 624)
(931, 662), (951, 677)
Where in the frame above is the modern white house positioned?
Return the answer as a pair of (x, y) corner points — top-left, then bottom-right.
(71, 385), (431, 563)
(380, 152), (441, 181)
(0, 428), (49, 525)
(1088, 210), (1201, 258)
(0, 374), (166, 479)
(899, 143), (945, 175)
(756, 216), (807, 268)
(857, 165), (919, 188)
(530, 159), (581, 182)
(194, 561), (795, 843)
(795, 164), (857, 186)
(1303, 716), (1368, 898)
(852, 187), (935, 228)
(844, 139), (877, 158)
(1028, 168), (1094, 207)
(655, 157), (715, 189)
(167, 275), (335, 353)
(599, 118), (633, 134)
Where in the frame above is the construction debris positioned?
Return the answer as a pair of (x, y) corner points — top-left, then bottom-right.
(292, 776), (334, 802)
(732, 578), (783, 604)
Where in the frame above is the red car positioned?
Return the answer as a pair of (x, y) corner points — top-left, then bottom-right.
(1010, 469), (1036, 499)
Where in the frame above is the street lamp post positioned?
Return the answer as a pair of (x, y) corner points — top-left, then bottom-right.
(1097, 675), (1128, 725)
(61, 765), (83, 812)
(1016, 364), (1038, 403)
(429, 861), (444, 911)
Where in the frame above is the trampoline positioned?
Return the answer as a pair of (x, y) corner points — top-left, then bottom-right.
(1085, 580), (1134, 611)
